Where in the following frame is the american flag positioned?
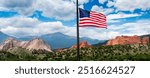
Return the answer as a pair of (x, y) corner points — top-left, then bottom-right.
(79, 8), (107, 28)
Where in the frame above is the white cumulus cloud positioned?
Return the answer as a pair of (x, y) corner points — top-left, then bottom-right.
(0, 0), (76, 21)
(107, 13), (141, 20)
(91, 5), (114, 15)
(107, 0), (115, 7)
(0, 16), (75, 37)
(0, 0), (35, 15)
(114, 0), (150, 12)
(35, 0), (76, 21)
(98, 0), (107, 4)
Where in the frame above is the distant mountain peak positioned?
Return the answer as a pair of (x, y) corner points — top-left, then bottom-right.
(0, 32), (13, 44)
(0, 31), (4, 33)
(52, 32), (64, 35)
(5, 37), (16, 41)
(44, 32), (68, 37)
(31, 38), (43, 41)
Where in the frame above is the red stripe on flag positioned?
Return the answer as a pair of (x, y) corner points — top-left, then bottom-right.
(80, 18), (106, 22)
(79, 25), (107, 28)
(79, 21), (106, 25)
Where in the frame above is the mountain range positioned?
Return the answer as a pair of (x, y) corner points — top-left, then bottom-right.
(1, 31), (149, 51)
(0, 32), (103, 49)
(0, 31), (13, 44)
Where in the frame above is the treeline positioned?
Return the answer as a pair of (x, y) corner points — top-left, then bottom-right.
(0, 44), (150, 61)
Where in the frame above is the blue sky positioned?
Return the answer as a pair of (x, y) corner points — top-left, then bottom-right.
(0, 0), (150, 40)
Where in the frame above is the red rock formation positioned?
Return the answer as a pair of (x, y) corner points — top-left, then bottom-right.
(71, 41), (91, 48)
(106, 35), (150, 45)
(142, 37), (149, 44)
(55, 48), (68, 52)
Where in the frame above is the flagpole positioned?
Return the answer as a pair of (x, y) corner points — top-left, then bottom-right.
(76, 0), (80, 61)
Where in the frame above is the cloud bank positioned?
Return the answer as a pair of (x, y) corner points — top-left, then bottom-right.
(0, 0), (150, 40)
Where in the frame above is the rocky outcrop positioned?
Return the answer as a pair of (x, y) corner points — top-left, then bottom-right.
(106, 35), (150, 45)
(142, 37), (149, 44)
(24, 38), (52, 52)
(0, 38), (27, 50)
(0, 38), (52, 52)
(71, 41), (91, 48)
(55, 48), (68, 52)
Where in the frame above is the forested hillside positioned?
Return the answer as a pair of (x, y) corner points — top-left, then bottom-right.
(0, 44), (150, 61)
